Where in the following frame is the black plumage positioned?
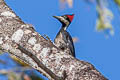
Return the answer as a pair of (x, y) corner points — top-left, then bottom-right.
(53, 14), (75, 57)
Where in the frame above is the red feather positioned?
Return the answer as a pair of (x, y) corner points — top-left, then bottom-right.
(66, 14), (74, 22)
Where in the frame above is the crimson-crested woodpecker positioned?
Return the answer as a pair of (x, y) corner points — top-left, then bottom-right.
(53, 14), (75, 57)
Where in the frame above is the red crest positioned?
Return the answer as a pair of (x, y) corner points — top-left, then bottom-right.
(66, 14), (74, 22)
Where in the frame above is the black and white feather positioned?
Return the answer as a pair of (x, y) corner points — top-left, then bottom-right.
(53, 14), (75, 57)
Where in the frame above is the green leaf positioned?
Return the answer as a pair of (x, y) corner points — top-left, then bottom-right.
(96, 1), (114, 36)
(114, 0), (120, 6)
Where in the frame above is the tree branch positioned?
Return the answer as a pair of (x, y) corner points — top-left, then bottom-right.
(16, 43), (63, 80)
(0, 0), (108, 80)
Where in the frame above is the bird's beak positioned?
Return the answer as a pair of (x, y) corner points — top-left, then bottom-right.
(53, 16), (61, 20)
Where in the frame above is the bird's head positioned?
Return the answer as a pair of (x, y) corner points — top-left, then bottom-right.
(53, 14), (74, 29)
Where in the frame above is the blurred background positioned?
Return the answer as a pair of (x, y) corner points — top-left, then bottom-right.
(0, 0), (120, 80)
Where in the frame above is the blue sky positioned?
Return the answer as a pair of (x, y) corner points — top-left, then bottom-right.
(1, 0), (120, 80)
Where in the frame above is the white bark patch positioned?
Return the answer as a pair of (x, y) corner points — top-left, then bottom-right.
(21, 24), (26, 28)
(60, 65), (66, 71)
(5, 36), (9, 40)
(0, 37), (3, 44)
(1, 11), (16, 17)
(28, 37), (37, 45)
(2, 43), (10, 50)
(33, 44), (41, 52)
(40, 48), (50, 58)
(32, 32), (37, 36)
(24, 30), (32, 34)
(21, 24), (30, 28)
(57, 65), (66, 76)
(80, 65), (88, 70)
(23, 53), (38, 67)
(40, 48), (50, 65)
(12, 29), (24, 43)
(69, 65), (74, 71)
(0, 18), (2, 22)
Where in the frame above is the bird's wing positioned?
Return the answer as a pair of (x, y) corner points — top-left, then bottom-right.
(63, 31), (75, 57)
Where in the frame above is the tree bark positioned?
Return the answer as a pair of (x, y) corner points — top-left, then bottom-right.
(0, 0), (108, 80)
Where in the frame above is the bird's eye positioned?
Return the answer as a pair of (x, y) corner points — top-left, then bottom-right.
(63, 16), (67, 19)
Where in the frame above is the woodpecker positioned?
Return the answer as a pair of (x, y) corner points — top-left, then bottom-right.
(53, 14), (75, 57)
